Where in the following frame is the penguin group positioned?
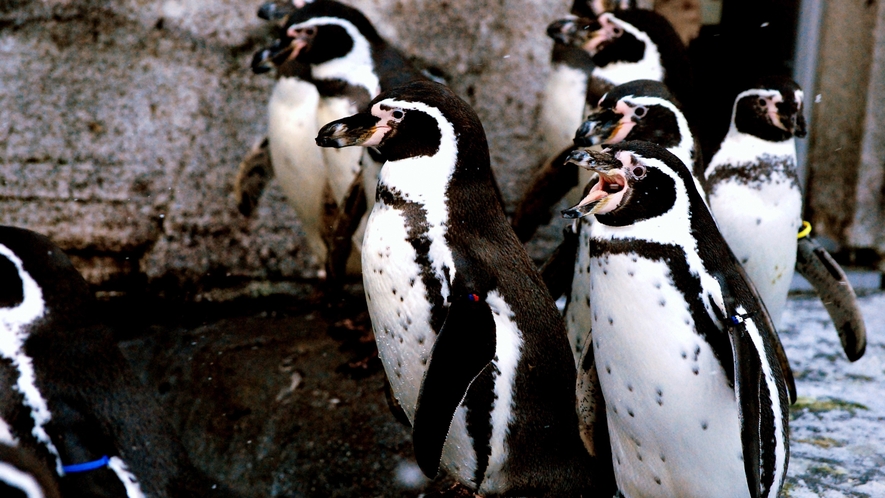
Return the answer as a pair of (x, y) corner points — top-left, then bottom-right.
(1, 0), (868, 497)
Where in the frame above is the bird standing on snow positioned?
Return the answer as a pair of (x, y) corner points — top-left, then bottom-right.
(563, 142), (790, 498)
(705, 76), (866, 360)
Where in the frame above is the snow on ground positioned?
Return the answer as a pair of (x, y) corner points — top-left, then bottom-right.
(781, 291), (885, 497)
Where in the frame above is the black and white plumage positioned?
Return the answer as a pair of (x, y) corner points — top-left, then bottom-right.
(0, 226), (236, 498)
(704, 77), (805, 329)
(705, 76), (866, 359)
(562, 142), (790, 498)
(516, 10), (693, 242)
(237, 0), (430, 282)
(556, 80), (704, 361)
(315, 81), (612, 495)
(0, 442), (60, 498)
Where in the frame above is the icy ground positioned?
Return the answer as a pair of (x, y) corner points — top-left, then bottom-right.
(781, 291), (885, 497)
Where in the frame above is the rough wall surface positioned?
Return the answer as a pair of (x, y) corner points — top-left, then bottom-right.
(0, 0), (570, 297)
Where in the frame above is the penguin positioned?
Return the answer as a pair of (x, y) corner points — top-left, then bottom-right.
(562, 142), (790, 498)
(0, 226), (238, 498)
(315, 80), (614, 495)
(0, 442), (60, 498)
(547, 80), (704, 361)
(236, 0), (432, 285)
(515, 9), (694, 242)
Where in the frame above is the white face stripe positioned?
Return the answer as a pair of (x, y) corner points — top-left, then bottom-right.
(619, 95), (694, 164)
(290, 17), (381, 97)
(592, 14), (664, 85)
(374, 97), (459, 303)
(0, 461), (45, 498)
(107, 457), (146, 498)
(0, 245), (63, 476)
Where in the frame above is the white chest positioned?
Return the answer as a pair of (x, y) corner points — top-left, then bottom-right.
(541, 63), (590, 155)
(589, 252), (749, 498)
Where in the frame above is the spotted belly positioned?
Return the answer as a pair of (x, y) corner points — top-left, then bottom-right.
(590, 253), (749, 498)
(709, 179), (801, 327)
(565, 220), (595, 365)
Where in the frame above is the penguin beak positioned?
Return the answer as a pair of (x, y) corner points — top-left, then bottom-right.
(257, 1), (294, 22)
(574, 108), (622, 147)
(783, 109), (807, 138)
(250, 36), (304, 73)
(316, 112), (384, 148)
(561, 149), (627, 219)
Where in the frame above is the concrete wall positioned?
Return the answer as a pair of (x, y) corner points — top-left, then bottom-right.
(0, 0), (569, 298)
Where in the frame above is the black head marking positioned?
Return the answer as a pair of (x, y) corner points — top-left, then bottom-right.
(0, 252), (24, 308)
(283, 0), (382, 45)
(592, 142), (684, 227)
(373, 104), (441, 162)
(733, 76), (806, 142)
(599, 79), (677, 108)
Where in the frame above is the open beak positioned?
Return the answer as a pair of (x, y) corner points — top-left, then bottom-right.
(316, 112), (383, 148)
(561, 149), (627, 219)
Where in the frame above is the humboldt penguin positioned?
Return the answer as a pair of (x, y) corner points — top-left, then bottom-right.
(563, 142), (790, 498)
(704, 77), (866, 363)
(315, 81), (614, 495)
(0, 226), (238, 498)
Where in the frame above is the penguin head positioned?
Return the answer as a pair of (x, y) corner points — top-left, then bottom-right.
(562, 141), (695, 227)
(316, 80), (486, 163)
(548, 12), (661, 68)
(251, 0), (379, 74)
(575, 79), (685, 151)
(0, 226), (95, 340)
(731, 76), (807, 142)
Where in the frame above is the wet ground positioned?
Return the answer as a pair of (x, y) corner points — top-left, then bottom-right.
(107, 279), (884, 497)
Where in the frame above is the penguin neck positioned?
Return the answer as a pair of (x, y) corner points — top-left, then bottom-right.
(707, 126), (796, 173)
(592, 172), (696, 254)
(377, 131), (459, 229)
(309, 19), (381, 98)
(592, 30), (663, 88)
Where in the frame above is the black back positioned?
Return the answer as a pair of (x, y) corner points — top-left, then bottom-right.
(0, 226), (238, 498)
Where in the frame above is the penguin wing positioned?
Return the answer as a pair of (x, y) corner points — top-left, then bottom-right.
(539, 225), (579, 300)
(795, 235), (866, 361)
(234, 137), (273, 217)
(712, 268), (791, 498)
(727, 308), (791, 498)
(412, 295), (497, 478)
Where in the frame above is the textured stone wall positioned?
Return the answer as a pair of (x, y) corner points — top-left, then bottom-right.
(0, 0), (569, 298)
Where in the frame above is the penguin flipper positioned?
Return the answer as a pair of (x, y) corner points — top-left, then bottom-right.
(412, 296), (497, 478)
(539, 225), (579, 300)
(729, 314), (790, 498)
(512, 147), (580, 242)
(234, 137), (273, 217)
(795, 236), (867, 361)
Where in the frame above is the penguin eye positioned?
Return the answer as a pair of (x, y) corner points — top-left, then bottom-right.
(757, 98), (767, 107)
(392, 110), (404, 120)
(611, 26), (623, 36)
(630, 165), (646, 178)
(634, 106), (646, 118)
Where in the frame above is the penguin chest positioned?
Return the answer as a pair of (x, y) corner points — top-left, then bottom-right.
(541, 63), (590, 156)
(565, 221), (595, 364)
(318, 96), (364, 203)
(708, 172), (801, 325)
(267, 78), (328, 260)
(589, 253), (749, 498)
(361, 202), (448, 421)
